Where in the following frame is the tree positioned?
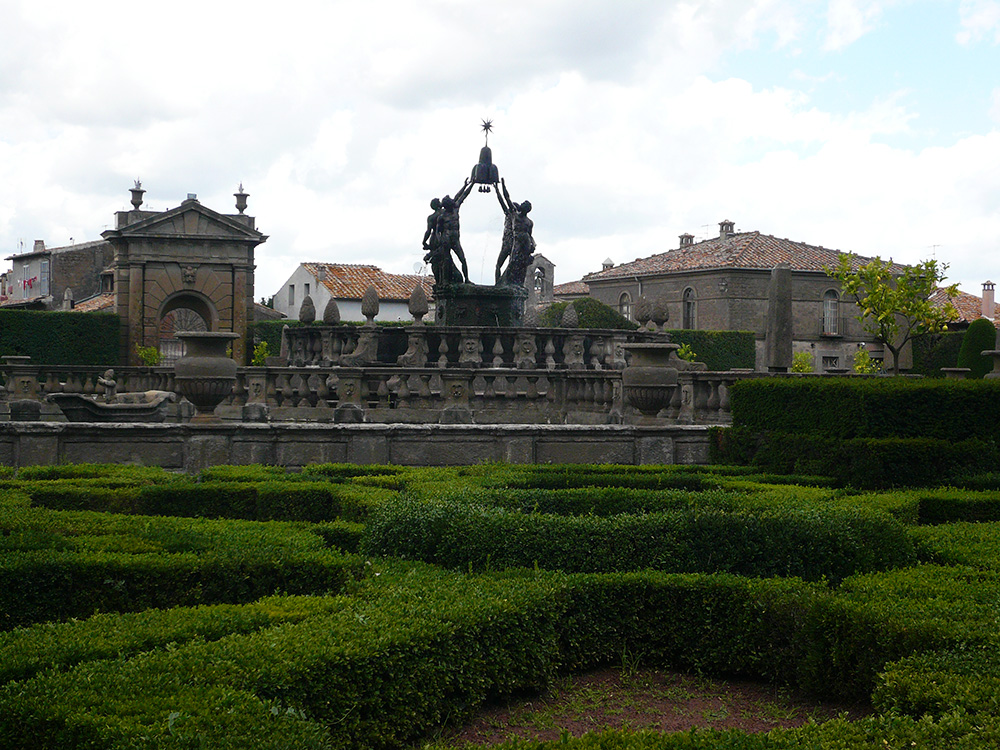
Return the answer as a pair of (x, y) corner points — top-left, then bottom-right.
(957, 317), (997, 378)
(826, 255), (958, 375)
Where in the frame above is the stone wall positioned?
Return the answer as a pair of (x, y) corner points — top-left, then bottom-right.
(0, 422), (712, 472)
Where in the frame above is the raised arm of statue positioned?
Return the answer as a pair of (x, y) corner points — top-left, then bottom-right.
(499, 178), (513, 212)
(495, 180), (511, 214)
(454, 177), (473, 206)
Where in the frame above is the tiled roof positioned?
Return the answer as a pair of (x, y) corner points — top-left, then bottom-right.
(584, 231), (904, 281)
(930, 287), (999, 324)
(72, 293), (115, 312)
(553, 280), (590, 296)
(302, 263), (434, 302)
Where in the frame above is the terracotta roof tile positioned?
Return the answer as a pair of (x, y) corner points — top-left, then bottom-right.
(930, 287), (1000, 324)
(301, 263), (433, 302)
(553, 280), (590, 296)
(584, 231), (905, 280)
(71, 293), (115, 312)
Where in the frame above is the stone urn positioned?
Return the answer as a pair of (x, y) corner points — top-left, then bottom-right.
(621, 343), (680, 417)
(174, 331), (240, 422)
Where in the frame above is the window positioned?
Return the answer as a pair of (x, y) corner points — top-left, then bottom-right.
(533, 268), (545, 294)
(618, 292), (632, 320)
(683, 288), (696, 329)
(823, 290), (840, 335)
(21, 264), (29, 299)
(304, 283), (310, 298)
(822, 356), (840, 371)
(40, 259), (50, 297)
(288, 284), (295, 308)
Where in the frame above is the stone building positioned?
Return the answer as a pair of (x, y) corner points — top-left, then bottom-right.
(2, 239), (113, 310)
(273, 263), (434, 322)
(526, 254), (556, 309)
(3, 188), (268, 365)
(581, 219), (904, 372)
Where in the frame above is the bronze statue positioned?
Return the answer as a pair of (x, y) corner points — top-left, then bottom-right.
(424, 179), (473, 286)
(494, 178), (534, 287)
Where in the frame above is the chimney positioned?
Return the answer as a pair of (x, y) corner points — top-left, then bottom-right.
(679, 233), (694, 248)
(32, 240), (45, 253)
(719, 220), (735, 239)
(983, 281), (995, 321)
(602, 257), (614, 271)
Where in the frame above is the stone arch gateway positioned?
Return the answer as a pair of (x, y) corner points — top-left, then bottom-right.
(102, 194), (267, 365)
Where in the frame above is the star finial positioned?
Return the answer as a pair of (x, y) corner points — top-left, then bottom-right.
(480, 118), (493, 145)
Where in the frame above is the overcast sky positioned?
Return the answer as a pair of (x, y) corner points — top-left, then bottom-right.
(1, 0), (998, 301)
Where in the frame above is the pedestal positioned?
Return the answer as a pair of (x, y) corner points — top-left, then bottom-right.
(434, 283), (529, 327)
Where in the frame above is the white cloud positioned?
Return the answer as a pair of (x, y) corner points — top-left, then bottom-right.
(957, 0), (1000, 45)
(824, 0), (888, 50)
(0, 0), (996, 305)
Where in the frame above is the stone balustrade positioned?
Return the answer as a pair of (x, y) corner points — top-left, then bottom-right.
(1, 356), (748, 426)
(279, 324), (670, 371)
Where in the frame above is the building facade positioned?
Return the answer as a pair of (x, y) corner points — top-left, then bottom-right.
(582, 220), (907, 372)
(273, 263), (434, 322)
(3, 239), (113, 310)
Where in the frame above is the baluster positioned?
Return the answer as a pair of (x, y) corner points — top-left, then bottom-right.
(589, 337), (603, 370)
(65, 372), (83, 395)
(544, 336), (556, 369)
(437, 335), (449, 368)
(483, 373), (496, 401)
(694, 379), (710, 423)
(277, 373), (293, 407)
(706, 379), (721, 422)
(666, 378), (681, 420)
(377, 377), (390, 408)
(265, 371), (280, 406)
(526, 375), (539, 400)
(294, 373), (312, 408)
(719, 379), (733, 423)
(418, 373), (433, 399)
(499, 374), (514, 399)
(397, 373), (411, 403)
(315, 333), (325, 364)
(492, 337), (505, 368)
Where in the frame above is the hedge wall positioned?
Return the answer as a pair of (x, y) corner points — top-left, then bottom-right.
(729, 377), (1000, 441)
(0, 310), (120, 366)
(666, 329), (756, 371)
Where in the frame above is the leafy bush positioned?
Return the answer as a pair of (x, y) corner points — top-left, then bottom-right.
(791, 351), (813, 373)
(541, 298), (638, 330)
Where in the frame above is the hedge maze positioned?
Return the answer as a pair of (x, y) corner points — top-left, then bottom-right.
(1, 460), (1000, 748)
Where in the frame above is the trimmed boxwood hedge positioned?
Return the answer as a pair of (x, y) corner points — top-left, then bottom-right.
(0, 502), (365, 629)
(0, 309), (120, 366)
(3, 464), (1000, 748)
(730, 377), (1000, 441)
(665, 329), (756, 371)
(3, 561), (999, 748)
(361, 498), (917, 582)
(711, 430), (1000, 489)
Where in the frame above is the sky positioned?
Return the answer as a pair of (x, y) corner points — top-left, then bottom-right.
(1, 0), (998, 302)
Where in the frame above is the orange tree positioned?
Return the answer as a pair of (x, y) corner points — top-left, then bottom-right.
(827, 254), (958, 374)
